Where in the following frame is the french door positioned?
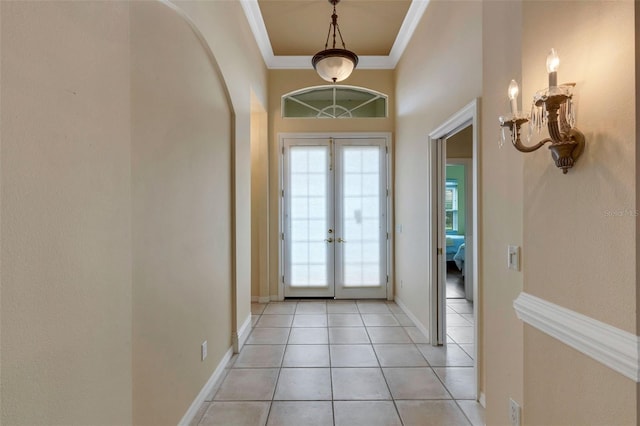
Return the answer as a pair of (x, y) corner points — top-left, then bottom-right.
(282, 136), (389, 299)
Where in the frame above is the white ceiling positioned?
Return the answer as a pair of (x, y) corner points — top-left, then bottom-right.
(240, 0), (430, 69)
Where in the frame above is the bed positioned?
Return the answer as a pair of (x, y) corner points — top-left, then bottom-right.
(445, 234), (465, 262)
(453, 243), (465, 274)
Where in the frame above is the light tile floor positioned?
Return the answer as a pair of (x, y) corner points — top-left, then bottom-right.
(446, 298), (475, 360)
(192, 300), (484, 426)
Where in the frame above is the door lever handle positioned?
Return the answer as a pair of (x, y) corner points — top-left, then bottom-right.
(337, 238), (346, 243)
(325, 238), (334, 243)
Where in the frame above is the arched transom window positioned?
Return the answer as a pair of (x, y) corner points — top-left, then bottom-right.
(282, 85), (388, 118)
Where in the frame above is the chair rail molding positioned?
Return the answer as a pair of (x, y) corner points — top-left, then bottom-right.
(514, 292), (640, 382)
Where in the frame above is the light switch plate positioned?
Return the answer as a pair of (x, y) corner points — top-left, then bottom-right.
(201, 341), (208, 361)
(508, 245), (520, 271)
(509, 398), (521, 426)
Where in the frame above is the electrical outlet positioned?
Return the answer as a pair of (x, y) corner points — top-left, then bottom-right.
(509, 398), (521, 426)
(201, 341), (208, 361)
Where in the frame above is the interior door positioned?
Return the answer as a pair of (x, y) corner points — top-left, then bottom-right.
(282, 137), (388, 299)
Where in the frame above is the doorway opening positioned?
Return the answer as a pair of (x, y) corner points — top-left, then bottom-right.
(444, 156), (471, 301)
(429, 100), (480, 401)
(278, 133), (392, 300)
(445, 137), (475, 363)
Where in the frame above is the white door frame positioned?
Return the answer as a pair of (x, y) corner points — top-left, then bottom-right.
(428, 99), (480, 401)
(278, 132), (394, 301)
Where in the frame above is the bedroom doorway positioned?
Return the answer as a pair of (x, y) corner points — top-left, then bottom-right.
(429, 100), (479, 401)
(444, 139), (474, 362)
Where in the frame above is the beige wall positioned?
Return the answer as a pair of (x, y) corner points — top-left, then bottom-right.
(447, 126), (472, 159)
(397, 1), (638, 424)
(524, 328), (636, 426)
(3, 1), (638, 425)
(174, 0), (268, 346)
(129, 0), (267, 421)
(481, 1), (524, 424)
(130, 2), (234, 424)
(1, 3), (3, 416)
(521, 1), (637, 424)
(251, 92), (269, 302)
(266, 69), (395, 299)
(1, 2), (132, 424)
(394, 0), (481, 331)
(523, 0), (636, 332)
(1, 1), (267, 424)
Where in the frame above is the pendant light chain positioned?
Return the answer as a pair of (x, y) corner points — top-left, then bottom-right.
(323, 21), (331, 50)
(336, 23), (347, 49)
(323, 1), (347, 50)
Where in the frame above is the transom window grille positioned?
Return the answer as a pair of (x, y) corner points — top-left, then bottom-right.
(282, 85), (388, 119)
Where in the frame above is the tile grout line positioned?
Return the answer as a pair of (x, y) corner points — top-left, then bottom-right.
(452, 399), (476, 426)
(327, 306), (336, 426)
(361, 308), (407, 426)
(247, 300), (479, 425)
(264, 300), (296, 425)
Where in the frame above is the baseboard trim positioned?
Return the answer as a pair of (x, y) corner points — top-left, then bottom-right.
(251, 296), (271, 303)
(514, 292), (640, 382)
(232, 314), (253, 353)
(178, 346), (233, 426)
(394, 296), (430, 343)
(479, 392), (486, 408)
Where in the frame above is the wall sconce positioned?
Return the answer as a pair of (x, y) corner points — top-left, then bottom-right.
(499, 49), (585, 174)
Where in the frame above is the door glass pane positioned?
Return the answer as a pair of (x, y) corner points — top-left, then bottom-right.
(341, 146), (381, 287)
(289, 146), (329, 287)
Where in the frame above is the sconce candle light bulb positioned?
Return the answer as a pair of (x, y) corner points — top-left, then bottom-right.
(508, 79), (519, 115)
(546, 48), (560, 88)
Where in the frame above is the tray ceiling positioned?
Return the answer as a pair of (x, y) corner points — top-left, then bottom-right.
(241, 0), (430, 69)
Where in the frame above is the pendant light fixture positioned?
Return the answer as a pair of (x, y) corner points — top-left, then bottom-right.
(312, 0), (359, 83)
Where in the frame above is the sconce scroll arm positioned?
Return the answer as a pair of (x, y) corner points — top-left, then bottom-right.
(513, 136), (552, 153)
(500, 117), (552, 153)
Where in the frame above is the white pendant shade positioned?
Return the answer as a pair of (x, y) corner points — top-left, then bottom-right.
(314, 55), (356, 83)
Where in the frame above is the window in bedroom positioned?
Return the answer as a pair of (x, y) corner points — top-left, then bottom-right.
(282, 85), (387, 118)
(445, 180), (458, 231)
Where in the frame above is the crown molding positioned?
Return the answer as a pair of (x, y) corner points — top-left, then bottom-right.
(239, 0), (276, 66)
(240, 0), (429, 70)
(514, 292), (640, 382)
(388, 0), (430, 66)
